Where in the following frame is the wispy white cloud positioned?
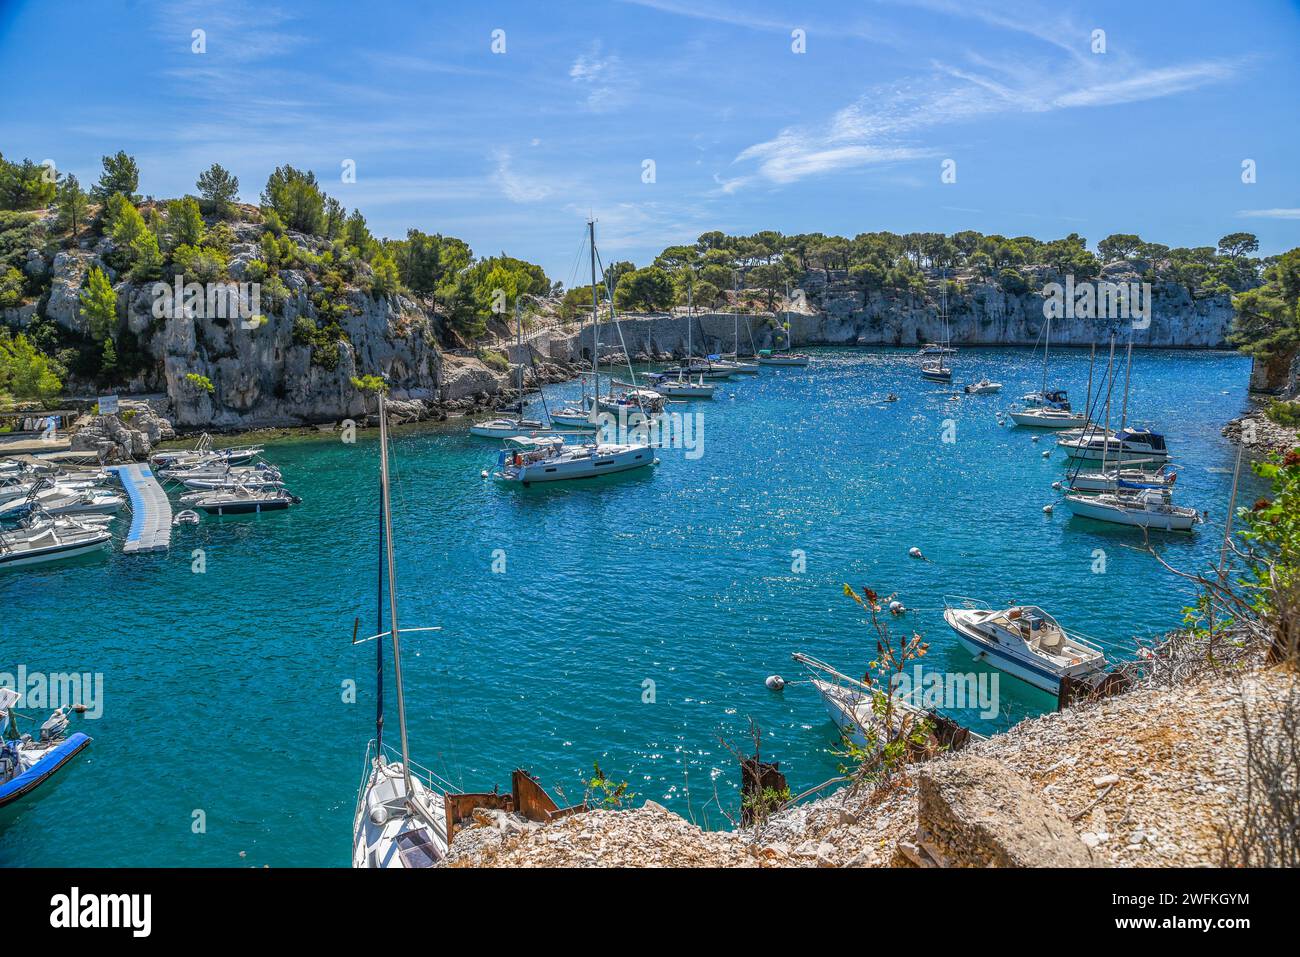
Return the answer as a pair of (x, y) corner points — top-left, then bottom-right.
(569, 43), (634, 113)
(1238, 208), (1300, 220)
(620, 0), (901, 46)
(493, 149), (558, 203)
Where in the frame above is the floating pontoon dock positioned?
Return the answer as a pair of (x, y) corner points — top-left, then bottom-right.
(107, 464), (172, 554)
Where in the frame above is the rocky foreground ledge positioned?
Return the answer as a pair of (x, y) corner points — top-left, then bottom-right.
(442, 666), (1293, 868)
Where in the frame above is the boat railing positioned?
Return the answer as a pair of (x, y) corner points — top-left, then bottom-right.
(943, 594), (992, 612)
(359, 738), (462, 797)
(790, 652), (927, 711)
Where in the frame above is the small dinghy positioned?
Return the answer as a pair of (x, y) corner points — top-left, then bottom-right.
(0, 689), (91, 808)
(173, 509), (201, 526)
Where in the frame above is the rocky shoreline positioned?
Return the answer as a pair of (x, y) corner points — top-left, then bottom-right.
(441, 658), (1293, 868)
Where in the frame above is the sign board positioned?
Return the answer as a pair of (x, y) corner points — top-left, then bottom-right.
(98, 395), (119, 415)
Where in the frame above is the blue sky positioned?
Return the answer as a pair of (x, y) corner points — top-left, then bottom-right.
(2, 0), (1298, 283)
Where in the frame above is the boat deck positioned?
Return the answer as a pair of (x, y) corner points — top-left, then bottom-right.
(107, 464), (171, 554)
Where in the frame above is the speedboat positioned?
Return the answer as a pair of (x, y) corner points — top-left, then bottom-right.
(1057, 427), (1171, 464)
(0, 485), (125, 520)
(790, 653), (983, 753)
(1021, 389), (1072, 409)
(918, 343), (957, 355)
(1008, 406), (1086, 428)
(0, 689), (91, 808)
(943, 597), (1107, 694)
(492, 435), (655, 485)
(0, 516), (112, 568)
(187, 486), (301, 515)
(757, 350), (810, 367)
(1063, 487), (1200, 531)
(963, 378), (1003, 395)
(468, 417), (555, 439)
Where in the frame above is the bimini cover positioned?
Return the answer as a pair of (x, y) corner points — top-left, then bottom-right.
(706, 354), (721, 361)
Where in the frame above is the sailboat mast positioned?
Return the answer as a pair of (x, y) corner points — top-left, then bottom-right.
(514, 300), (523, 424)
(375, 461), (385, 755)
(1119, 337), (1134, 433)
(589, 220), (600, 405)
(1100, 336), (1116, 474)
(686, 274), (693, 363)
(1041, 314), (1051, 397)
(377, 393), (415, 800)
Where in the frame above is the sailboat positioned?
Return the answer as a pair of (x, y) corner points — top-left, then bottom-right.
(1007, 315), (1085, 428)
(353, 392), (454, 868)
(758, 289), (810, 366)
(651, 277), (717, 397)
(1063, 338), (1197, 531)
(490, 221), (658, 485)
(920, 271), (954, 383)
(470, 302), (556, 438)
(721, 277), (759, 374)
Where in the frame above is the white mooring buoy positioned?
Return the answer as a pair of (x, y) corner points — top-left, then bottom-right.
(480, 469), (489, 479)
(889, 599), (906, 615)
(1042, 450), (1051, 458)
(908, 546), (923, 559)
(1043, 504), (1054, 514)
(765, 674), (786, 691)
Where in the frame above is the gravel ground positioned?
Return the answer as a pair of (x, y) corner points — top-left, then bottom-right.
(444, 667), (1294, 867)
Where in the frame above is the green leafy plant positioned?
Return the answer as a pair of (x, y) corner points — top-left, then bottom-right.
(584, 762), (634, 809)
(184, 372), (214, 393)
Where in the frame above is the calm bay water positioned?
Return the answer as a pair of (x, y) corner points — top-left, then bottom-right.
(0, 346), (1260, 866)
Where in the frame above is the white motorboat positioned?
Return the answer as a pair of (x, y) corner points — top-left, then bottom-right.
(353, 391), (452, 869)
(177, 467), (285, 491)
(790, 653), (983, 753)
(918, 342), (957, 355)
(1064, 487), (1200, 531)
(1008, 406), (1086, 428)
(963, 378), (1003, 395)
(493, 434), (654, 484)
(942, 597), (1107, 694)
(186, 486), (301, 515)
(757, 352), (810, 366)
(468, 417), (555, 439)
(150, 434), (263, 469)
(1058, 427), (1171, 464)
(1021, 388), (1073, 408)
(0, 485), (125, 520)
(0, 516), (111, 568)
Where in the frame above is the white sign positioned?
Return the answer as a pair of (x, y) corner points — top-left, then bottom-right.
(98, 395), (119, 415)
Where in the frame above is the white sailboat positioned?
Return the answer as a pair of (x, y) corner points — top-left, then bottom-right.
(491, 221), (657, 486)
(758, 289), (810, 366)
(721, 277), (759, 374)
(920, 272), (953, 383)
(353, 392), (453, 869)
(652, 278), (717, 397)
(470, 301), (557, 438)
(1007, 315), (1085, 428)
(1063, 338), (1197, 530)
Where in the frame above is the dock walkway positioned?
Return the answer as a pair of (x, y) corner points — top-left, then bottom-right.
(107, 464), (172, 554)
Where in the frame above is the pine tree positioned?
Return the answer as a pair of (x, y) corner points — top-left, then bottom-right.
(196, 163), (240, 218)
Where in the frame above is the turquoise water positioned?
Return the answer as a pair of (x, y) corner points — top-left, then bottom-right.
(1, 347), (1261, 866)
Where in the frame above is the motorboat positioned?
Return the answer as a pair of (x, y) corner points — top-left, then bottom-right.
(468, 417), (555, 439)
(918, 342), (957, 355)
(0, 689), (91, 808)
(0, 516), (112, 568)
(757, 351), (810, 367)
(790, 653), (983, 753)
(1021, 388), (1072, 409)
(942, 596), (1107, 694)
(492, 434), (655, 485)
(1064, 487), (1200, 531)
(0, 484), (125, 520)
(963, 378), (1003, 395)
(186, 486), (301, 515)
(1057, 427), (1171, 464)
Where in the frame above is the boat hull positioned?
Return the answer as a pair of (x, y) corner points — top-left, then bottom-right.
(758, 356), (809, 367)
(0, 732), (91, 808)
(0, 534), (110, 568)
(501, 444), (655, 483)
(197, 499), (294, 515)
(1008, 410), (1085, 429)
(1063, 494), (1197, 531)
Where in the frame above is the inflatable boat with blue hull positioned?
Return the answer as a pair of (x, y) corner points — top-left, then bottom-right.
(0, 731), (91, 808)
